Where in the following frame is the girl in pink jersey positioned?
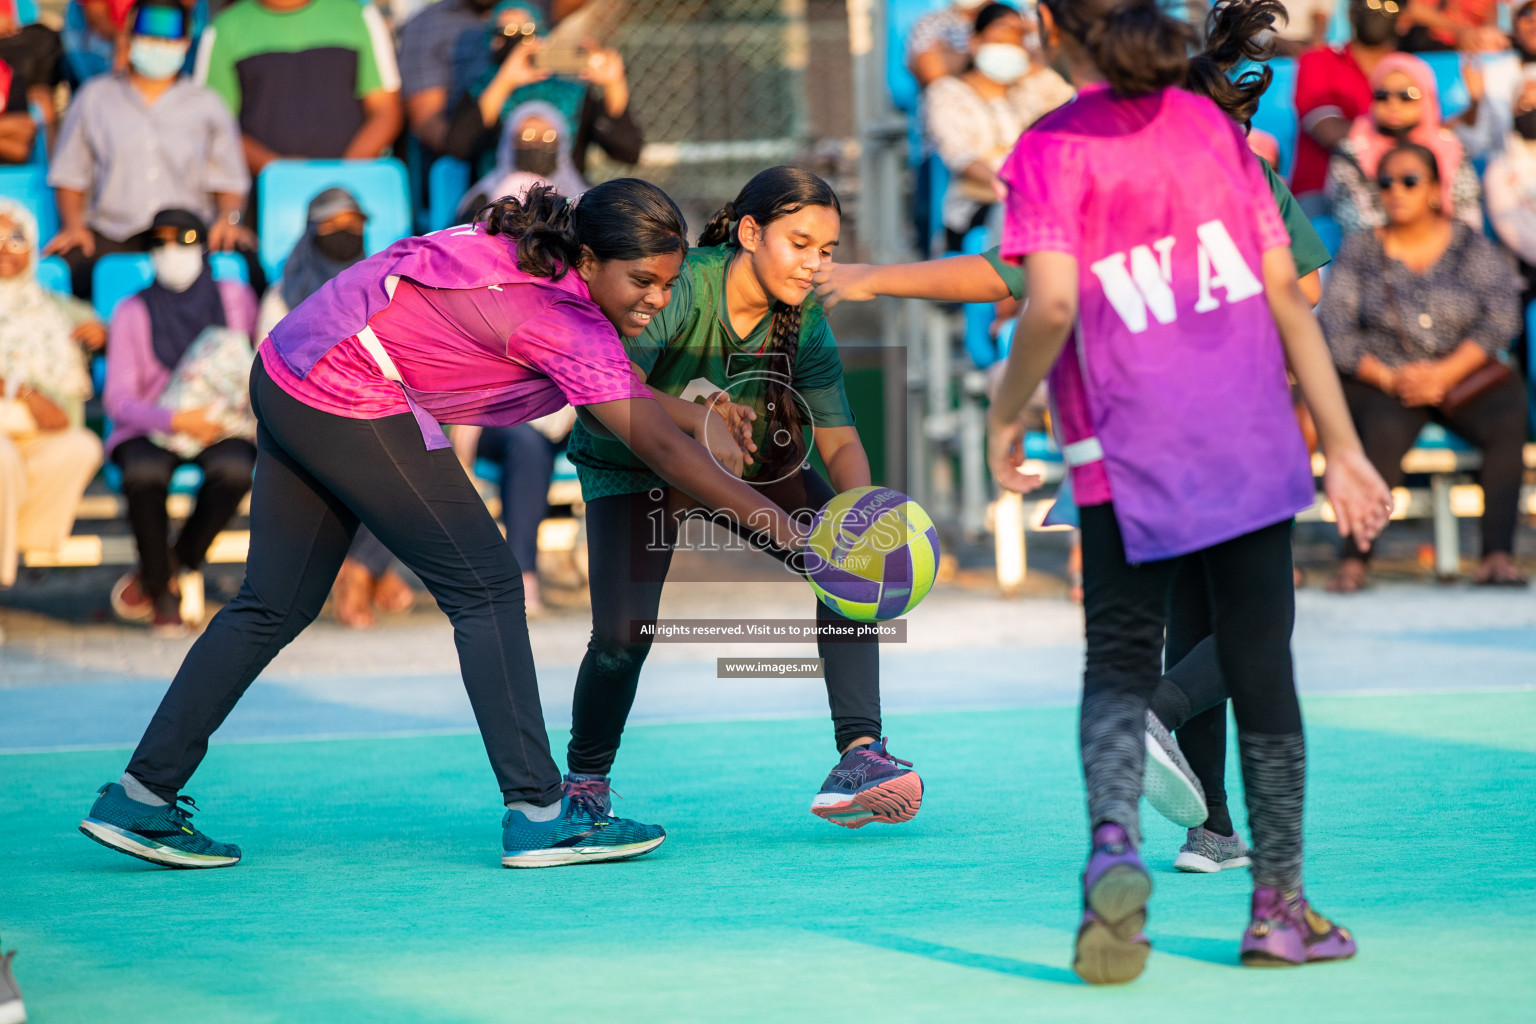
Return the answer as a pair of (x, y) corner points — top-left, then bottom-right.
(987, 0), (1392, 983)
(78, 179), (812, 872)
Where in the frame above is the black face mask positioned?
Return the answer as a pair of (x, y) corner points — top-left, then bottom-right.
(315, 228), (364, 262)
(1516, 110), (1536, 141)
(1378, 121), (1417, 140)
(468, 0), (498, 12)
(492, 36), (516, 64)
(514, 143), (560, 177)
(1353, 10), (1398, 47)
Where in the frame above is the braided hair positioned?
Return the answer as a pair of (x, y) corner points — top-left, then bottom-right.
(697, 166), (841, 479)
(479, 177), (688, 280)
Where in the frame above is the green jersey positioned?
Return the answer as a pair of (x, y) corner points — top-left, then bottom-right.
(569, 245), (857, 501)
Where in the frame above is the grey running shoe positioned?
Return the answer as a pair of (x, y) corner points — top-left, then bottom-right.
(1174, 827), (1252, 873)
(0, 946), (25, 1024)
(1143, 710), (1207, 827)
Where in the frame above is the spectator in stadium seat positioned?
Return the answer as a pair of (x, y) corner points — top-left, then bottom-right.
(0, 1), (63, 146)
(1319, 143), (1527, 592)
(104, 209), (257, 636)
(1459, 0), (1536, 162)
(1326, 52), (1481, 234)
(1292, 0), (1400, 204)
(907, 0), (992, 89)
(44, 0), (250, 299)
(442, 1), (640, 180)
(454, 99), (582, 219)
(194, 0), (403, 174)
(0, 54), (33, 163)
(0, 198), (103, 589)
(923, 2), (1072, 252)
(397, 0), (513, 153)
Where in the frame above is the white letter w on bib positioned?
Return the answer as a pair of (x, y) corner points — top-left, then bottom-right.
(1089, 236), (1176, 334)
(1089, 220), (1261, 333)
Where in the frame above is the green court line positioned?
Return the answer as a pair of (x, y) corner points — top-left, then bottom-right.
(3, 698), (1532, 1022)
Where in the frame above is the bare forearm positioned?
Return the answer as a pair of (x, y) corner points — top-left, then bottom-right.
(242, 134), (281, 174)
(344, 99), (403, 160)
(0, 118), (34, 163)
(56, 189), (86, 229)
(869, 256), (1012, 304)
(649, 387), (709, 435)
(1438, 339), (1492, 382)
(1267, 254), (1362, 455)
(640, 429), (800, 548)
(1306, 114), (1349, 150)
(990, 304), (1070, 425)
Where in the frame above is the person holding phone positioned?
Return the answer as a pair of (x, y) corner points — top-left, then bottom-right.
(443, 1), (641, 187)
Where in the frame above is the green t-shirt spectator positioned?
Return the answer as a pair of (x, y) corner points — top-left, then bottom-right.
(194, 0), (400, 160)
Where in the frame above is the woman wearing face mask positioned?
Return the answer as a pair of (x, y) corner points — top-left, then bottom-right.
(0, 199), (104, 595)
(442, 1), (641, 185)
(1322, 143), (1528, 591)
(78, 178), (815, 872)
(44, 0), (251, 300)
(455, 99), (586, 221)
(924, 2), (1073, 252)
(1326, 52), (1483, 236)
(105, 209), (259, 636)
(564, 167), (924, 831)
(1461, 0), (1536, 161)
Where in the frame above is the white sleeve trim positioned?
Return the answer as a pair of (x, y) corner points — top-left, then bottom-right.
(362, 3), (402, 94)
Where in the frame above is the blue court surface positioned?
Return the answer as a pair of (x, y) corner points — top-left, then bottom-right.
(2, 586), (1533, 1022)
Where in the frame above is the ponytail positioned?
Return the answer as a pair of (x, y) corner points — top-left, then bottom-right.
(479, 177), (688, 280)
(703, 166), (841, 478)
(1184, 0), (1286, 126)
(1045, 0), (1192, 97)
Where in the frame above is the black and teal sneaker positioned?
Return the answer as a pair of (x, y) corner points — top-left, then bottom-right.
(501, 778), (665, 868)
(79, 783), (241, 869)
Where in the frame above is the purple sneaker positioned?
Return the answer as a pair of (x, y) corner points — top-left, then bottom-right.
(1241, 887), (1357, 967)
(1073, 823), (1152, 985)
(809, 738), (922, 829)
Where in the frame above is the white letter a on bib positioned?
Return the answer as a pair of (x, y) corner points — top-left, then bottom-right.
(1194, 219), (1262, 313)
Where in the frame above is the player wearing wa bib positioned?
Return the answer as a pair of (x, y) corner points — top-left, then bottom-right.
(1002, 84), (1312, 562)
(990, 0), (1389, 977)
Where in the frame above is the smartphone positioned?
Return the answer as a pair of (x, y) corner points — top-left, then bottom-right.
(532, 47), (590, 76)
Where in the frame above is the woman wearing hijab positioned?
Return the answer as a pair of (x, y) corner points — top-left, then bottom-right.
(0, 197), (104, 594)
(106, 208), (258, 636)
(1326, 52), (1483, 236)
(442, 1), (642, 183)
(455, 99), (587, 219)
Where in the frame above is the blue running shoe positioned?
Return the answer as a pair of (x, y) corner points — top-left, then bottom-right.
(809, 737), (923, 829)
(79, 783), (241, 869)
(1073, 823), (1152, 985)
(563, 771), (613, 815)
(501, 777), (665, 868)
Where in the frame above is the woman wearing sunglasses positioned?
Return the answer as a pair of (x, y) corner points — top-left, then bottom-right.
(1319, 142), (1528, 591)
(1325, 52), (1483, 236)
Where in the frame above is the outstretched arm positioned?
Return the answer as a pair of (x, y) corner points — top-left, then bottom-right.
(813, 254), (1014, 308)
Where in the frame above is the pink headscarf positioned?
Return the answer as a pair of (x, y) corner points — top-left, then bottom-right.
(1345, 53), (1464, 215)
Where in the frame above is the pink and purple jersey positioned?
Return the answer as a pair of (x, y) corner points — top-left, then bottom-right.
(999, 84), (1313, 563)
(263, 225), (650, 450)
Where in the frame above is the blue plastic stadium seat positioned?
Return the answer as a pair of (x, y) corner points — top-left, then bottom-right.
(92, 251), (248, 321)
(473, 452), (578, 487)
(102, 462), (204, 495)
(0, 165), (57, 242)
(1248, 57), (1298, 181)
(1526, 299), (1536, 438)
(15, 0), (37, 23)
(34, 254), (70, 294)
(1419, 51), (1470, 121)
(1414, 423), (1476, 452)
(1023, 431), (1061, 462)
(257, 158), (411, 280)
(427, 155), (471, 232)
(887, 0), (951, 115)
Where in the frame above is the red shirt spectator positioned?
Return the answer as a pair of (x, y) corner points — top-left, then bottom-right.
(1292, 45), (1375, 198)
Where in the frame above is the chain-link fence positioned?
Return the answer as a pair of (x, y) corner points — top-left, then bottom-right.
(586, 0), (860, 238)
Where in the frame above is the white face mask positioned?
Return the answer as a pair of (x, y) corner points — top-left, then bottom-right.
(129, 38), (189, 81)
(974, 43), (1030, 84)
(151, 242), (205, 292)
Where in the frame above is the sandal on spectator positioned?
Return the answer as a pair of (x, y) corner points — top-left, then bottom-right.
(1475, 553), (1529, 588)
(331, 559), (376, 630)
(372, 569), (415, 614)
(1326, 558), (1369, 594)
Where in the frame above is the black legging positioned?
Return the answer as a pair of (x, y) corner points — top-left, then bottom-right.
(567, 470), (883, 775)
(1078, 504), (1303, 865)
(126, 359), (562, 806)
(1341, 373), (1528, 560)
(112, 435), (257, 600)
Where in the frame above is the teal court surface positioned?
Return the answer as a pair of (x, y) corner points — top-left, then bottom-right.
(2, 586), (1535, 1022)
